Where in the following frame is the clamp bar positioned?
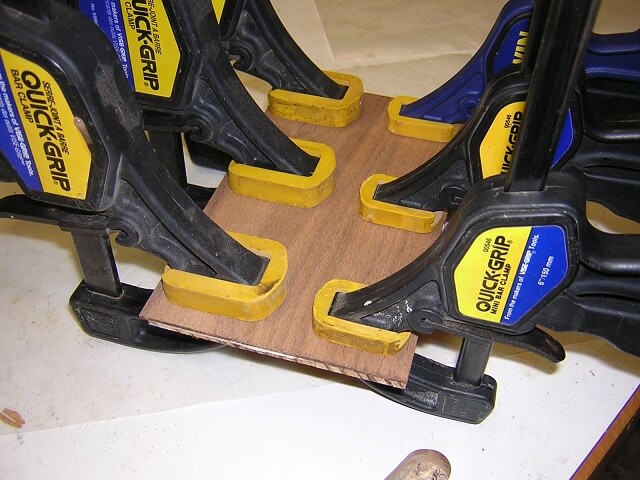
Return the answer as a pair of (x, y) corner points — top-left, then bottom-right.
(518, 0), (551, 76)
(72, 231), (120, 298)
(505, 0), (600, 192)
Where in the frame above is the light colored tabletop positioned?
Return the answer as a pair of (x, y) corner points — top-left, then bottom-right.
(1, 1), (639, 478)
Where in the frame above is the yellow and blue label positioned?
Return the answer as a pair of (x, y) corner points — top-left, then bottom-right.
(77, 0), (181, 98)
(211, 0), (225, 19)
(454, 226), (568, 325)
(0, 49), (92, 199)
(479, 101), (574, 178)
(492, 18), (531, 72)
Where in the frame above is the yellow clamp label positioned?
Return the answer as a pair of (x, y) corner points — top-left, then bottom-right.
(479, 101), (526, 178)
(1, 49), (92, 199)
(120, 0), (181, 98)
(454, 226), (531, 323)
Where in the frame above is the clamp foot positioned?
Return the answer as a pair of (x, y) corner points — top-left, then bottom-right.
(359, 174), (444, 233)
(387, 96), (461, 143)
(268, 71), (364, 127)
(162, 232), (287, 321)
(363, 353), (497, 424)
(313, 279), (412, 355)
(228, 139), (336, 207)
(71, 282), (218, 353)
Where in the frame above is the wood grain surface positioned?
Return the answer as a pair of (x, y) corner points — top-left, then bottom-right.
(142, 93), (445, 387)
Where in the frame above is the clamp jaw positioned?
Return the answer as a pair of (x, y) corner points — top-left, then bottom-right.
(218, 0), (364, 127)
(218, 0), (345, 99)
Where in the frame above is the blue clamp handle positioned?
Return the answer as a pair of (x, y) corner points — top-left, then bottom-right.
(400, 0), (639, 124)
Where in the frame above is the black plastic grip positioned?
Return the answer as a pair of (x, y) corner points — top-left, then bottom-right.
(363, 354), (497, 424)
(70, 281), (219, 353)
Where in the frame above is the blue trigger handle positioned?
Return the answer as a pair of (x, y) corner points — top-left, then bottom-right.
(399, 0), (640, 124)
(399, 0), (534, 124)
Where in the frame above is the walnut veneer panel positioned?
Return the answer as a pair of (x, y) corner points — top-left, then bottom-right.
(142, 94), (444, 387)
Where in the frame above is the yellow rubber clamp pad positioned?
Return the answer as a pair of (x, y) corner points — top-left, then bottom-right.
(387, 96), (461, 143)
(359, 174), (444, 233)
(313, 279), (412, 355)
(162, 232), (287, 322)
(268, 71), (364, 127)
(228, 138), (336, 208)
